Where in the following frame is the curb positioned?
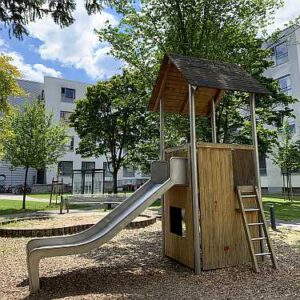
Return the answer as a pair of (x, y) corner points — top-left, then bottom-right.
(0, 214), (156, 238)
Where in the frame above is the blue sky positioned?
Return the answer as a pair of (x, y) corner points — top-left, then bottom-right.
(0, 0), (299, 84)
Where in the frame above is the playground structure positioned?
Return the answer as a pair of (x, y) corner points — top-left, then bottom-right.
(49, 177), (64, 205)
(26, 53), (277, 292)
(149, 54), (277, 272)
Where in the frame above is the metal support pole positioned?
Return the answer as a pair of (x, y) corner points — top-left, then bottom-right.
(250, 93), (264, 256)
(250, 93), (261, 195)
(189, 84), (201, 274)
(160, 96), (166, 255)
(160, 96), (165, 161)
(211, 98), (217, 143)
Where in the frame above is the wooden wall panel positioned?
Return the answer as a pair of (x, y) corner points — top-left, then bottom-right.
(164, 186), (195, 269)
(164, 149), (195, 269)
(232, 149), (256, 186)
(198, 146), (258, 270)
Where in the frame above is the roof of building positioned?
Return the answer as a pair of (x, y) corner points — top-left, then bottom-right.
(148, 53), (270, 116)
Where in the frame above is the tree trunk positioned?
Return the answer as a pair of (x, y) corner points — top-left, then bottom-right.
(112, 170), (118, 194)
(22, 166), (29, 210)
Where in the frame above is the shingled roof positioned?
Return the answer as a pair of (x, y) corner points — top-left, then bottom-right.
(148, 53), (270, 116)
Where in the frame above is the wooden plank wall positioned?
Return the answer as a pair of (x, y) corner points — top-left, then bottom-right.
(164, 148), (195, 269)
(198, 145), (259, 270)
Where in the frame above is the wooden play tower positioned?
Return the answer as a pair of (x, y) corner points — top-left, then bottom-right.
(149, 54), (278, 273)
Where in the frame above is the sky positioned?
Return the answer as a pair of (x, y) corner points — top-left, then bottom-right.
(0, 0), (300, 84)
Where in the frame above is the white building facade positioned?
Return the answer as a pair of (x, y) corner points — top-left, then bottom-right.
(0, 76), (148, 192)
(262, 25), (300, 193)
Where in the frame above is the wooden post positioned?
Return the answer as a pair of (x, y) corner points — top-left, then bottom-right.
(189, 84), (201, 274)
(211, 97), (217, 143)
(250, 93), (261, 195)
(250, 93), (265, 255)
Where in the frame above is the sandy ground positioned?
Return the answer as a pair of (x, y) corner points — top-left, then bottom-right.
(0, 213), (149, 229)
(0, 222), (299, 300)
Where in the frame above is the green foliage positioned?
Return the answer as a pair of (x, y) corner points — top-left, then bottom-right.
(0, 100), (68, 208)
(97, 0), (297, 159)
(70, 71), (158, 193)
(0, 0), (122, 39)
(1, 101), (68, 169)
(272, 120), (300, 173)
(272, 119), (300, 201)
(0, 54), (24, 113)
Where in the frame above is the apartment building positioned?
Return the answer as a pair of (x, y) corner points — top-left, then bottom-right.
(262, 25), (300, 193)
(0, 76), (148, 192)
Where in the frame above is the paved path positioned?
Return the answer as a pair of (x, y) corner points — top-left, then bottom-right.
(0, 194), (48, 202)
(277, 219), (300, 230)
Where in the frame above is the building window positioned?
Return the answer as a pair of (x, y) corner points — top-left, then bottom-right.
(60, 111), (72, 123)
(82, 161), (95, 170)
(58, 161), (73, 176)
(123, 166), (135, 177)
(61, 87), (76, 103)
(64, 136), (74, 151)
(259, 154), (267, 176)
(103, 162), (112, 177)
(274, 42), (288, 65)
(278, 75), (291, 95)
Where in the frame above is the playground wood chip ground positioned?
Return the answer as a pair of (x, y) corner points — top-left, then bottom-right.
(0, 213), (148, 229)
(0, 221), (299, 300)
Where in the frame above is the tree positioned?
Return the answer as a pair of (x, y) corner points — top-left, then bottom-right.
(0, 54), (24, 113)
(0, 0), (120, 39)
(70, 71), (157, 193)
(0, 100), (68, 209)
(97, 0), (297, 161)
(272, 119), (300, 201)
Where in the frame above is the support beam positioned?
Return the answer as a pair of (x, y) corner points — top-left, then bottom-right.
(249, 93), (261, 196)
(211, 98), (217, 143)
(188, 84), (201, 274)
(250, 93), (264, 256)
(179, 91), (189, 113)
(160, 96), (165, 160)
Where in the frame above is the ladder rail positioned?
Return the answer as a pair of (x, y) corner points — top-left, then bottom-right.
(254, 186), (278, 269)
(237, 186), (278, 272)
(237, 188), (259, 272)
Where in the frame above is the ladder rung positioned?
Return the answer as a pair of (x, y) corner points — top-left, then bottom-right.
(251, 237), (267, 241)
(248, 222), (263, 226)
(255, 252), (271, 256)
(241, 194), (256, 198)
(244, 208), (260, 212)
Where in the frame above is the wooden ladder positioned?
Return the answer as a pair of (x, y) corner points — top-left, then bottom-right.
(236, 185), (278, 272)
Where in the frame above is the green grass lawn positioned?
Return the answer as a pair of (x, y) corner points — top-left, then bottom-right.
(0, 200), (91, 216)
(1, 194), (298, 221)
(262, 195), (300, 221)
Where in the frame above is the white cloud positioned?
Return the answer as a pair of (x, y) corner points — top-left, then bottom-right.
(27, 1), (123, 80)
(0, 47), (62, 82)
(266, 0), (300, 33)
(0, 39), (6, 47)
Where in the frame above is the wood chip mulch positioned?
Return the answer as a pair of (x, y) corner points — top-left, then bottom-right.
(0, 222), (299, 300)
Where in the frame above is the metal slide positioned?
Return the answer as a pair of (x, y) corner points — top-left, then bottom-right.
(27, 157), (187, 292)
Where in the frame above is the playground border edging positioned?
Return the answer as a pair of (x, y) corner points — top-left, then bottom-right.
(0, 214), (156, 237)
